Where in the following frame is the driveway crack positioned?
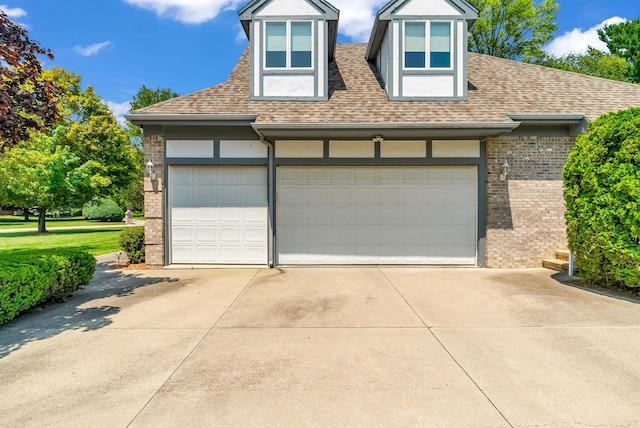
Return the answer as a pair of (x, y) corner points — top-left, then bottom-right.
(377, 267), (514, 428)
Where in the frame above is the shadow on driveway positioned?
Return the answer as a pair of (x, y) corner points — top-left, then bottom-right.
(0, 262), (178, 358)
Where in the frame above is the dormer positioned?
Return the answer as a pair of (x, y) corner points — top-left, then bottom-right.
(366, 0), (478, 100)
(239, 0), (339, 101)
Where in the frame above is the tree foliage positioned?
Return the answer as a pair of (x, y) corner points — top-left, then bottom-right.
(0, 11), (59, 150)
(469, 0), (559, 61)
(126, 85), (179, 145)
(598, 18), (640, 83)
(0, 68), (136, 232)
(536, 48), (632, 82)
(563, 108), (640, 288)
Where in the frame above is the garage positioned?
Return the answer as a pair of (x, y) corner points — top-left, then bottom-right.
(276, 166), (477, 265)
(169, 166), (268, 265)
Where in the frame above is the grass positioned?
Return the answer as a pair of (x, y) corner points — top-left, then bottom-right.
(0, 228), (124, 256)
(0, 216), (125, 229)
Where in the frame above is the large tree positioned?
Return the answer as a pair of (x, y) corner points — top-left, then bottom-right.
(0, 68), (137, 232)
(0, 11), (59, 151)
(469, 0), (559, 62)
(598, 18), (640, 83)
(536, 48), (632, 82)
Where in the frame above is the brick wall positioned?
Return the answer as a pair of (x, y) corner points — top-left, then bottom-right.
(144, 133), (165, 267)
(486, 135), (575, 267)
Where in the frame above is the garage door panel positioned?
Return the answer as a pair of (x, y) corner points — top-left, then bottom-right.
(305, 187), (327, 204)
(172, 246), (194, 263)
(218, 207), (241, 223)
(305, 206), (328, 224)
(217, 186), (243, 205)
(330, 168), (351, 182)
(245, 227), (267, 242)
(195, 186), (217, 204)
(171, 185), (195, 204)
(195, 226), (218, 243)
(375, 207), (399, 225)
(277, 166), (477, 265)
(170, 166), (268, 265)
(195, 207), (218, 222)
(353, 168), (374, 182)
(196, 246), (219, 262)
(172, 225), (195, 242)
(220, 227), (242, 243)
(329, 187), (350, 204)
(244, 207), (268, 223)
(330, 207), (350, 224)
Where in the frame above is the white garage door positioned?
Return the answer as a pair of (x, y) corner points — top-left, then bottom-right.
(277, 166), (477, 265)
(169, 166), (268, 265)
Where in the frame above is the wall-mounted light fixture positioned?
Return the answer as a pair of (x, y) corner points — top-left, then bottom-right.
(500, 161), (510, 181)
(146, 159), (156, 181)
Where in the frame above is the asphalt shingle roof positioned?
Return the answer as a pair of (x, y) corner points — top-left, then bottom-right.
(139, 43), (640, 123)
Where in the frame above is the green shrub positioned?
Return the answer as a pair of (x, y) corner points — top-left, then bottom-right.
(83, 198), (124, 222)
(563, 107), (640, 287)
(0, 250), (96, 324)
(119, 226), (145, 264)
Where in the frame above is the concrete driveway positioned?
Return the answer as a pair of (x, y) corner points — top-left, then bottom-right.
(1, 261), (639, 427)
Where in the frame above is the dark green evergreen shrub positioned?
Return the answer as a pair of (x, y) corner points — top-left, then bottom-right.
(563, 107), (640, 287)
(119, 226), (145, 264)
(0, 250), (96, 324)
(83, 198), (124, 222)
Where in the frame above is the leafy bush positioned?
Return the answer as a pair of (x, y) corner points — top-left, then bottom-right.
(0, 250), (96, 324)
(119, 226), (145, 264)
(83, 198), (124, 222)
(563, 107), (640, 287)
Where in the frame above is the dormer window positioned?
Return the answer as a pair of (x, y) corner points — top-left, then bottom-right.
(239, 0), (339, 100)
(404, 21), (452, 69)
(265, 21), (313, 69)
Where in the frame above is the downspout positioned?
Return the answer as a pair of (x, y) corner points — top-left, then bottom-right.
(257, 131), (275, 268)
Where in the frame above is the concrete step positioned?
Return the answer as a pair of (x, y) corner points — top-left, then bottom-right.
(556, 250), (570, 262)
(542, 258), (569, 273)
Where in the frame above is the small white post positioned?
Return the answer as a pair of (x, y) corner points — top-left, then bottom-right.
(568, 251), (575, 276)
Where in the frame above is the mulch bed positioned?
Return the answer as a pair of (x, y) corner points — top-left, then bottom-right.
(108, 261), (149, 270)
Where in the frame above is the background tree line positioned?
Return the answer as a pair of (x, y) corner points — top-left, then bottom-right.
(469, 0), (639, 83)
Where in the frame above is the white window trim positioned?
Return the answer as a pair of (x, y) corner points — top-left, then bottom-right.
(402, 20), (454, 71)
(263, 20), (314, 70)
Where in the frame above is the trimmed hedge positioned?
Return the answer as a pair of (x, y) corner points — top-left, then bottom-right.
(83, 198), (124, 222)
(564, 107), (640, 287)
(0, 250), (96, 324)
(119, 226), (145, 264)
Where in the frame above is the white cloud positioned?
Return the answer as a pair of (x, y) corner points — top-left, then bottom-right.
(74, 41), (112, 56)
(106, 100), (131, 126)
(545, 17), (627, 57)
(333, 0), (387, 42)
(123, 0), (244, 24)
(123, 0), (386, 41)
(0, 4), (27, 18)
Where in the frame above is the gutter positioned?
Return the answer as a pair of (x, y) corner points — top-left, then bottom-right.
(252, 121), (520, 139)
(507, 114), (588, 136)
(125, 113), (259, 127)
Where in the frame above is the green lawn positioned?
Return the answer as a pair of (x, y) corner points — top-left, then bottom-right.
(0, 216), (125, 229)
(0, 228), (124, 256)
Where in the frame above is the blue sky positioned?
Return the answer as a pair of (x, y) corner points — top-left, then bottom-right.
(2, 0), (639, 122)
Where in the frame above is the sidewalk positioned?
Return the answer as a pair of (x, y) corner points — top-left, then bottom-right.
(0, 220), (145, 234)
